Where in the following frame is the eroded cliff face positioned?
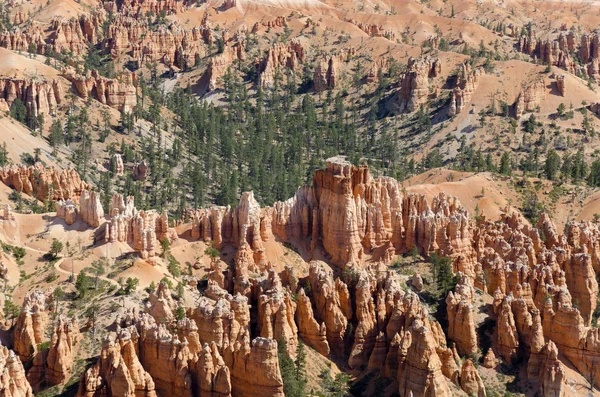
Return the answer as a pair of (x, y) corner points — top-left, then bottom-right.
(313, 56), (338, 92)
(204, 44), (245, 92)
(258, 40), (304, 89)
(0, 78), (64, 117)
(396, 56), (441, 113)
(519, 29), (578, 74)
(45, 315), (80, 385)
(0, 163), (88, 202)
(446, 273), (478, 356)
(187, 157), (473, 269)
(64, 69), (137, 112)
(105, 193), (171, 259)
(514, 78), (546, 119)
(17, 161), (600, 396)
(449, 63), (484, 116)
(515, 28), (600, 81)
(79, 189), (104, 228)
(78, 328), (157, 397)
(0, 345), (34, 397)
(13, 289), (53, 362)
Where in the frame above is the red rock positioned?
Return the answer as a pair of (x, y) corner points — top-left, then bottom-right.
(514, 78), (546, 119)
(258, 40), (304, 88)
(56, 199), (77, 225)
(537, 341), (566, 397)
(308, 262), (350, 355)
(496, 296), (519, 364)
(449, 63), (484, 116)
(446, 274), (478, 356)
(313, 56), (337, 92)
(483, 349), (497, 368)
(79, 189), (104, 228)
(78, 329), (157, 397)
(295, 288), (330, 356)
(45, 315), (80, 385)
(14, 289), (53, 362)
(0, 346), (34, 397)
(0, 78), (64, 117)
(397, 320), (451, 397)
(460, 359), (486, 397)
(397, 56), (441, 113)
(64, 69), (137, 112)
(0, 164), (87, 202)
(146, 281), (177, 323)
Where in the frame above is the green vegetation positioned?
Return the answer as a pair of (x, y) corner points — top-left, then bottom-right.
(317, 368), (351, 397)
(3, 298), (20, 326)
(278, 339), (307, 397)
(429, 253), (458, 298)
(49, 238), (64, 259)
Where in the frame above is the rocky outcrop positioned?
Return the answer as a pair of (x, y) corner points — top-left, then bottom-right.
(448, 63), (483, 116)
(313, 56), (337, 92)
(133, 160), (149, 181)
(106, 193), (171, 259)
(0, 346), (34, 397)
(189, 157), (473, 269)
(112, 154), (124, 175)
(345, 19), (396, 40)
(204, 45), (244, 92)
(496, 295), (519, 364)
(258, 40), (304, 88)
(514, 78), (546, 119)
(446, 274), (477, 356)
(410, 273), (423, 291)
(56, 199), (78, 225)
(0, 164), (87, 202)
(483, 349), (497, 368)
(119, 0), (184, 17)
(397, 320), (451, 397)
(460, 359), (486, 397)
(518, 29), (578, 75)
(0, 78), (64, 118)
(79, 189), (104, 228)
(537, 341), (566, 397)
(561, 252), (598, 326)
(45, 315), (80, 385)
(307, 262), (350, 355)
(77, 329), (157, 397)
(229, 337), (284, 397)
(256, 271), (298, 356)
(64, 70), (137, 112)
(196, 342), (232, 397)
(0, 28), (46, 54)
(397, 56), (441, 113)
(295, 288), (330, 356)
(13, 289), (53, 362)
(49, 17), (94, 56)
(146, 281), (177, 322)
(527, 310), (545, 380)
(556, 74), (566, 96)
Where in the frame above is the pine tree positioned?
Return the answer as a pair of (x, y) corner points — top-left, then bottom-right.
(545, 149), (561, 181)
(499, 152), (512, 175)
(278, 339), (306, 397)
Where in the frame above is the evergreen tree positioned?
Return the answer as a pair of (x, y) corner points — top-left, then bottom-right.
(545, 149), (561, 181)
(48, 119), (64, 149)
(9, 98), (26, 123)
(278, 339), (306, 397)
(499, 152), (512, 175)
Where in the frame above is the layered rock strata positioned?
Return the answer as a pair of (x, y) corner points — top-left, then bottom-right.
(0, 164), (88, 202)
(397, 56), (441, 112)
